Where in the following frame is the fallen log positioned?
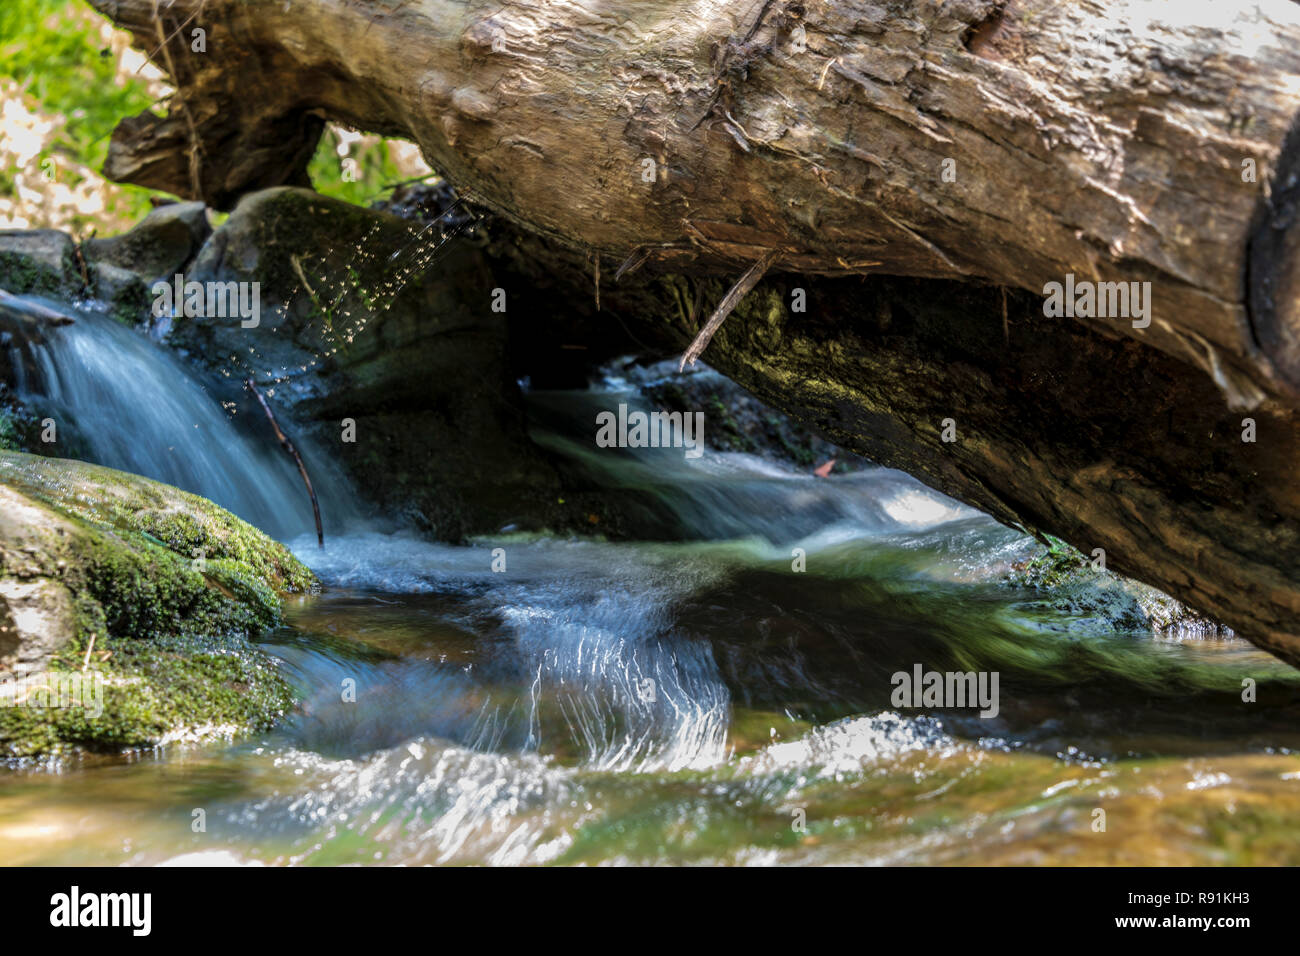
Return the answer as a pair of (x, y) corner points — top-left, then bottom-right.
(0, 290), (76, 348)
(495, 216), (1300, 670)
(89, 0), (1300, 407)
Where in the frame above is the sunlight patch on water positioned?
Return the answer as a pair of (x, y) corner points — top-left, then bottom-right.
(880, 489), (974, 528)
(739, 712), (959, 781)
(229, 740), (577, 865)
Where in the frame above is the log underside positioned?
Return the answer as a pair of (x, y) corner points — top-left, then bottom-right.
(85, 0), (1300, 667)
(499, 229), (1300, 671)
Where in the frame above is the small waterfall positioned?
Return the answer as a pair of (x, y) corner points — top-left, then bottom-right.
(1, 294), (349, 539)
(526, 385), (977, 545)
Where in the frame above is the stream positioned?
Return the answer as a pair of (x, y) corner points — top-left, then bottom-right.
(2, 304), (1300, 866)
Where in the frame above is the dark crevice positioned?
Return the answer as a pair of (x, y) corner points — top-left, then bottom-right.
(1245, 106), (1300, 377)
(963, 2), (1012, 60)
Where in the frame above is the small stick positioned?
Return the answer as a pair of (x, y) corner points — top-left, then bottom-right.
(289, 253), (326, 314)
(137, 3), (207, 73)
(614, 247), (651, 281)
(679, 248), (780, 371)
(245, 378), (324, 547)
(151, 5), (204, 197)
(73, 234), (92, 293)
(82, 634), (96, 671)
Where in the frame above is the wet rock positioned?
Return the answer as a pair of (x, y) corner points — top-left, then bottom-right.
(0, 498), (78, 670)
(0, 230), (77, 296)
(0, 450), (315, 758)
(87, 261), (150, 326)
(82, 200), (210, 281)
(371, 180), (475, 238)
(1002, 542), (1228, 638)
(0, 204), (211, 326)
(629, 359), (868, 473)
(168, 186), (567, 540)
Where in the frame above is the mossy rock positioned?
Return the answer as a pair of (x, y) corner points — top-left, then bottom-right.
(0, 450), (314, 593)
(0, 230), (79, 297)
(82, 201), (211, 281)
(87, 261), (151, 326)
(1002, 540), (1225, 636)
(0, 387), (41, 453)
(187, 186), (422, 328)
(0, 634), (296, 758)
(0, 451), (315, 759)
(171, 186), (573, 541)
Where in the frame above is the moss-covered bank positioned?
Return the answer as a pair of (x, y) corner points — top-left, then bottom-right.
(0, 451), (316, 758)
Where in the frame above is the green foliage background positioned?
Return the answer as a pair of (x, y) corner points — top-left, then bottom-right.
(0, 0), (414, 230)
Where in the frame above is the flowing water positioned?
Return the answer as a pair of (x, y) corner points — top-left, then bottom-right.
(1, 296), (357, 538)
(3, 302), (1300, 866)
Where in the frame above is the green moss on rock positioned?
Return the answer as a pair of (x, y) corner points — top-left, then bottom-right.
(1002, 539), (1225, 636)
(0, 634), (296, 758)
(82, 201), (210, 282)
(0, 252), (63, 296)
(0, 450), (314, 593)
(0, 450), (315, 759)
(0, 230), (79, 297)
(88, 261), (151, 326)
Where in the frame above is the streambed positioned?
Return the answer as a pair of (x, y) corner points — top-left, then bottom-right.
(3, 510), (1298, 866)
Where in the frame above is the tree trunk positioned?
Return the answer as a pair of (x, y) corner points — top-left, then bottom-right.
(91, 0), (1300, 406)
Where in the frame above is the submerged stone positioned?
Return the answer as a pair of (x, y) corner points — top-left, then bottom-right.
(1001, 541), (1227, 638)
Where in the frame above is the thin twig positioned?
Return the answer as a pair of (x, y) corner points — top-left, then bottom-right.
(679, 248), (780, 371)
(377, 172), (443, 192)
(72, 234), (91, 293)
(137, 1), (207, 73)
(614, 248), (651, 281)
(245, 378), (324, 547)
(289, 254), (323, 311)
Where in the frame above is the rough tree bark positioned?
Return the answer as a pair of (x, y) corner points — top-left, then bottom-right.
(85, 0), (1300, 666)
(90, 0), (1300, 405)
